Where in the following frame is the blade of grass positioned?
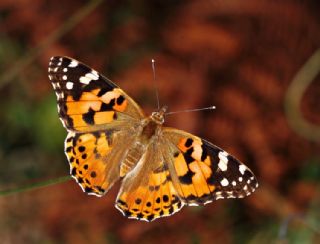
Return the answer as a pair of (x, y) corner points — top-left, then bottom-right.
(0, 175), (71, 197)
(285, 48), (320, 142)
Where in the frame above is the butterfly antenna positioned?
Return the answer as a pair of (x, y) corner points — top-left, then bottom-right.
(152, 59), (160, 110)
(165, 106), (216, 115)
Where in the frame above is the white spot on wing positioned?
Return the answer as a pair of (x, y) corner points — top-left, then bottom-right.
(91, 70), (99, 77)
(80, 76), (91, 84)
(218, 151), (228, 171)
(63, 68), (68, 72)
(215, 192), (224, 200)
(239, 165), (246, 175)
(227, 191), (235, 198)
(191, 144), (202, 161)
(221, 178), (229, 186)
(59, 117), (66, 127)
(56, 92), (64, 99)
(188, 203), (199, 206)
(239, 177), (243, 182)
(79, 72), (99, 85)
(232, 181), (236, 186)
(86, 72), (99, 80)
(66, 82), (73, 90)
(62, 75), (67, 80)
(69, 60), (78, 67)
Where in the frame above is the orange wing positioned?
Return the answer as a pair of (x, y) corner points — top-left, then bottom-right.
(163, 128), (259, 205)
(49, 56), (144, 132)
(49, 56), (144, 195)
(115, 143), (183, 222)
(65, 127), (141, 196)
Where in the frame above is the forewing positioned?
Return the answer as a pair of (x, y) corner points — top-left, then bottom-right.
(115, 143), (183, 222)
(48, 56), (144, 132)
(163, 128), (258, 205)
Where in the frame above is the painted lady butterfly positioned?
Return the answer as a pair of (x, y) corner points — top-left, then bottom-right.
(49, 56), (258, 222)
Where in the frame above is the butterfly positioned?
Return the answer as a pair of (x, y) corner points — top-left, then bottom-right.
(48, 56), (258, 222)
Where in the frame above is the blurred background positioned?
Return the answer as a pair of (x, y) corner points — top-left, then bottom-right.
(0, 0), (319, 243)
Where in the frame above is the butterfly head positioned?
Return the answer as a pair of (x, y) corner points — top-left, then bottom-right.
(150, 106), (167, 125)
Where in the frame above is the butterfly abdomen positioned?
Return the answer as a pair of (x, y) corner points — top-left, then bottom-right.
(119, 119), (161, 177)
(120, 142), (145, 177)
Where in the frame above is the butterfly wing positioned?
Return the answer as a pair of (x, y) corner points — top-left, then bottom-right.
(49, 56), (144, 195)
(49, 56), (144, 132)
(162, 128), (258, 205)
(115, 142), (183, 222)
(65, 128), (139, 196)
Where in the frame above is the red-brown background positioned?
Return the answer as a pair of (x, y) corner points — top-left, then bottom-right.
(0, 0), (319, 243)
